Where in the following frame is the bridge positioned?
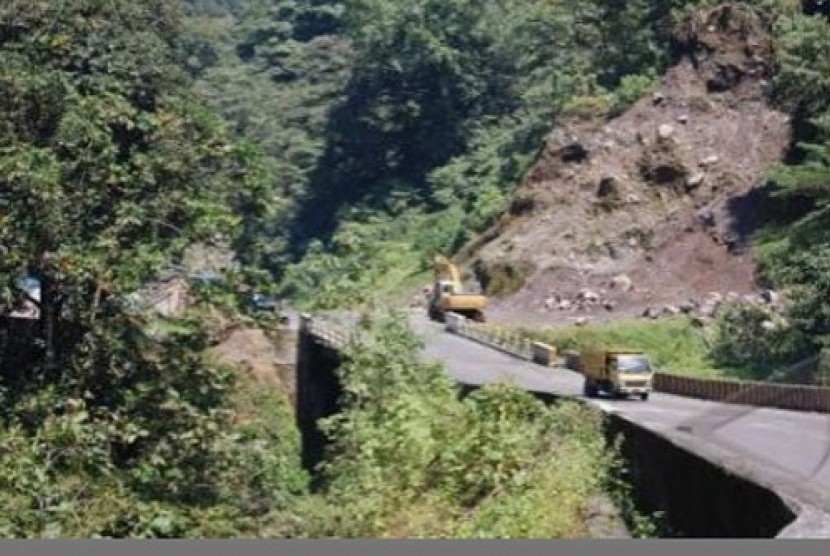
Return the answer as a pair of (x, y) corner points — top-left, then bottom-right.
(295, 311), (830, 538)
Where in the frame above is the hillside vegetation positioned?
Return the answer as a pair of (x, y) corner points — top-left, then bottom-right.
(0, 0), (652, 538)
(184, 0), (830, 381)
(3, 0), (830, 538)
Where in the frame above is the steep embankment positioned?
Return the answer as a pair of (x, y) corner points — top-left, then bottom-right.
(469, 5), (791, 326)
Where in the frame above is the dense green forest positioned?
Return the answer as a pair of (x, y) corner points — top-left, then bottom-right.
(2, 0), (830, 538)
(183, 0), (714, 307)
(181, 0), (830, 319)
(181, 0), (830, 378)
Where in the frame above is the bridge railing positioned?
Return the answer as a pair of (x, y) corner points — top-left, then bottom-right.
(300, 314), (353, 349)
(445, 313), (830, 414)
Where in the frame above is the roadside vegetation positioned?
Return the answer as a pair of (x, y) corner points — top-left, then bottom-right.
(283, 312), (654, 539)
(4, 0), (830, 538)
(510, 318), (732, 379)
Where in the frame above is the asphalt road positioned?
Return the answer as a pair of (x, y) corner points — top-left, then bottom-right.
(408, 312), (830, 517)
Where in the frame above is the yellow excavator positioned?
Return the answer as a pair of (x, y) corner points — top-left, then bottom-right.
(428, 255), (487, 323)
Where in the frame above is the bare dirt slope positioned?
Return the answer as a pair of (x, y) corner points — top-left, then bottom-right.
(468, 4), (791, 326)
(209, 325), (298, 401)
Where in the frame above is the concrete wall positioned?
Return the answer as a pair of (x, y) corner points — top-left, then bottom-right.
(457, 384), (798, 537)
(295, 322), (344, 484)
(605, 412), (796, 537)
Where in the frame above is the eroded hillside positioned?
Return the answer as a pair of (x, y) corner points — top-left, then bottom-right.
(469, 5), (792, 326)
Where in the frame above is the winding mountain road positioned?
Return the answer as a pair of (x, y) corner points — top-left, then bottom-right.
(407, 313), (830, 526)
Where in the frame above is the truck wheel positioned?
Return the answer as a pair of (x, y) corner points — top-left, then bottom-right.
(583, 380), (598, 398)
(640, 393), (649, 401)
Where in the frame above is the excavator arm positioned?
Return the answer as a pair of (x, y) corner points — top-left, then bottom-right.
(433, 255), (462, 287)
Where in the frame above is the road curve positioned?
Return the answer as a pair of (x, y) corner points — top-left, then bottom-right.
(408, 312), (830, 520)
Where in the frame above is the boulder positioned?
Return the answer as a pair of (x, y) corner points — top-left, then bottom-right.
(662, 305), (682, 316)
(760, 290), (781, 305)
(658, 124), (676, 139)
(697, 207), (716, 227)
(610, 274), (634, 292)
(652, 92), (666, 105)
(559, 299), (574, 311)
(706, 292), (724, 303)
(603, 300), (617, 312)
(700, 155), (721, 168)
(642, 307), (661, 320)
(579, 289), (601, 304)
(678, 114), (689, 124)
(680, 300), (698, 314)
(700, 301), (721, 318)
(575, 317), (591, 327)
(687, 171), (706, 189)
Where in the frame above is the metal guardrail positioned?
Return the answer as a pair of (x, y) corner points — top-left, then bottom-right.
(445, 313), (555, 366)
(298, 312), (830, 414)
(654, 373), (830, 414)
(445, 312), (830, 414)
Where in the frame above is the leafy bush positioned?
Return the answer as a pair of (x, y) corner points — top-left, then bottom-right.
(709, 302), (807, 380)
(609, 72), (657, 117)
(299, 311), (644, 538)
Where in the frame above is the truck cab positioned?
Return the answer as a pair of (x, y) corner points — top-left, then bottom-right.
(581, 349), (653, 401)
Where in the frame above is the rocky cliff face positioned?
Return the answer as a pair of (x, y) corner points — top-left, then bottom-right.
(468, 5), (792, 326)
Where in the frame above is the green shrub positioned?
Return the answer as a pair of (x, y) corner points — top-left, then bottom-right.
(303, 311), (645, 538)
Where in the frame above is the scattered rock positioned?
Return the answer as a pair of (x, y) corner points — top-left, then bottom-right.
(579, 289), (601, 304)
(626, 194), (642, 204)
(652, 92), (666, 105)
(610, 274), (634, 292)
(726, 291), (740, 301)
(700, 302), (720, 318)
(662, 305), (681, 316)
(544, 297), (558, 310)
(680, 300), (698, 314)
(559, 299), (573, 311)
(658, 124), (676, 139)
(575, 317), (591, 327)
(642, 307), (661, 320)
(628, 237), (639, 248)
(696, 207), (716, 227)
(686, 171), (706, 189)
(700, 155), (720, 168)
(706, 292), (724, 303)
(603, 300), (617, 312)
(760, 290), (781, 305)
(677, 114), (689, 124)
(761, 320), (777, 332)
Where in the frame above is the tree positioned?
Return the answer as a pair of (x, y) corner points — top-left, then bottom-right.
(0, 1), (285, 532)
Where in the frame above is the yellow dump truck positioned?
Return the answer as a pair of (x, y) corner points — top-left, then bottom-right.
(428, 255), (487, 323)
(579, 348), (653, 401)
